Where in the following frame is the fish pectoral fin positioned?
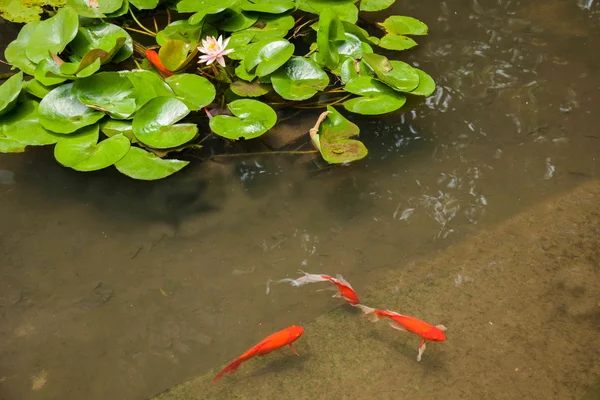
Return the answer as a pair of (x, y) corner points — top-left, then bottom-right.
(289, 343), (299, 356)
(388, 321), (407, 332)
(417, 340), (427, 362)
(332, 292), (342, 298)
(316, 285), (338, 292)
(436, 324), (448, 331)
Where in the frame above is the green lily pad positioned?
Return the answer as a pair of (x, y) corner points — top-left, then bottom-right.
(0, 0), (66, 24)
(165, 74), (216, 110)
(120, 70), (174, 109)
(179, 0), (237, 24)
(0, 72), (23, 116)
(362, 53), (420, 92)
(360, 0), (394, 11)
(409, 68), (436, 96)
(73, 72), (137, 119)
(132, 97), (198, 149)
(316, 9), (346, 69)
(220, 8), (258, 32)
(378, 34), (418, 51)
(100, 119), (136, 141)
(341, 22), (379, 45)
(26, 7), (79, 64)
(299, 0), (354, 13)
(115, 147), (189, 180)
(0, 101), (59, 145)
(34, 58), (67, 86)
(240, 0), (295, 13)
(378, 16), (428, 35)
(105, 0), (129, 17)
(54, 124), (131, 171)
(158, 40), (197, 72)
(34, 55), (102, 86)
(235, 63), (257, 81)
(339, 57), (373, 83)
(0, 137), (27, 153)
(312, 106), (367, 164)
(129, 0), (158, 9)
(209, 99), (276, 140)
(343, 94), (406, 115)
(271, 57), (329, 101)
(227, 32), (253, 61)
(38, 83), (104, 133)
(23, 79), (56, 99)
(4, 22), (39, 75)
(335, 32), (368, 59)
(230, 14), (295, 51)
(69, 23), (133, 64)
(244, 38), (294, 77)
(156, 20), (202, 45)
(67, 0), (123, 18)
(230, 81), (271, 97)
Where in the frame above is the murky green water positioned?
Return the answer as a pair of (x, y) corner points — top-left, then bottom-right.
(1, 1), (599, 399)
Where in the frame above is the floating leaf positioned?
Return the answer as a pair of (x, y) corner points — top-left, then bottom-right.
(73, 72), (137, 119)
(0, 101), (59, 145)
(69, 23), (133, 64)
(100, 119), (136, 141)
(343, 76), (406, 114)
(299, 0), (355, 14)
(409, 68), (436, 96)
(120, 70), (174, 110)
(341, 22), (379, 45)
(271, 57), (329, 101)
(240, 0), (295, 13)
(378, 16), (428, 36)
(230, 81), (271, 97)
(244, 38), (294, 77)
(339, 57), (373, 83)
(34, 58), (67, 86)
(235, 63), (257, 81)
(4, 22), (39, 75)
(230, 14), (295, 50)
(312, 106), (367, 163)
(220, 8), (259, 32)
(0, 137), (27, 153)
(129, 0), (158, 9)
(38, 83), (104, 134)
(23, 79), (55, 99)
(34, 55), (101, 86)
(209, 99), (276, 140)
(158, 40), (197, 72)
(362, 53), (420, 92)
(227, 33), (253, 61)
(360, 0), (395, 11)
(165, 74), (216, 110)
(156, 20), (202, 45)
(0, 72), (23, 116)
(26, 7), (79, 63)
(316, 9), (345, 69)
(68, 0), (123, 18)
(179, 0), (237, 24)
(115, 147), (189, 180)
(132, 97), (198, 149)
(54, 124), (131, 171)
(0, 0), (65, 23)
(378, 35), (418, 51)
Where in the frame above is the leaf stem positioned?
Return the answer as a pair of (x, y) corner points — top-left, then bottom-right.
(129, 9), (156, 36)
(125, 27), (156, 37)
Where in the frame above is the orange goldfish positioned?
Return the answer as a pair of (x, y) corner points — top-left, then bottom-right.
(356, 305), (447, 361)
(269, 270), (360, 305)
(213, 325), (304, 382)
(145, 49), (174, 78)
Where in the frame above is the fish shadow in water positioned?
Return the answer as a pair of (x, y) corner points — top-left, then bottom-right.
(249, 350), (311, 378)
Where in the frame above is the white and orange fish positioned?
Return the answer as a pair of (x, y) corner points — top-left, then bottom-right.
(356, 304), (447, 361)
(268, 270), (360, 305)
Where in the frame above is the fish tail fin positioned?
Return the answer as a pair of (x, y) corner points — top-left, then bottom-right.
(213, 357), (246, 383)
(354, 304), (380, 322)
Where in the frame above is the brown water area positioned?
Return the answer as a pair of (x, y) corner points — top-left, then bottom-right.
(0, 0), (599, 399)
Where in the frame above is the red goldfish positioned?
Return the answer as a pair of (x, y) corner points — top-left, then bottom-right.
(269, 270), (360, 305)
(213, 325), (304, 382)
(145, 49), (174, 78)
(356, 305), (447, 361)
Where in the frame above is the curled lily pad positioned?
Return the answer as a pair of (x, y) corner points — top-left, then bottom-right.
(409, 68), (436, 96)
(39, 83), (104, 134)
(120, 70), (174, 109)
(165, 74), (216, 110)
(34, 59), (67, 86)
(4, 22), (39, 75)
(26, 7), (79, 64)
(232, 14), (295, 47)
(101, 119), (136, 141)
(362, 53), (420, 92)
(36, 53), (102, 85)
(156, 20), (202, 45)
(115, 147), (189, 180)
(235, 64), (257, 81)
(341, 22), (379, 45)
(271, 57), (329, 101)
(158, 40), (197, 72)
(73, 72), (137, 119)
(244, 38), (294, 77)
(68, 0), (124, 18)
(220, 8), (258, 32)
(0, 101), (59, 146)
(69, 23), (133, 64)
(311, 106), (367, 164)
(54, 124), (131, 171)
(132, 97), (198, 149)
(316, 9), (346, 69)
(240, 0), (295, 13)
(230, 81), (271, 97)
(23, 79), (56, 99)
(339, 57), (373, 83)
(360, 0), (395, 11)
(209, 99), (276, 140)
(0, 72), (23, 116)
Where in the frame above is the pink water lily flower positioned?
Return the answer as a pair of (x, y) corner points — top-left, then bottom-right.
(197, 35), (234, 67)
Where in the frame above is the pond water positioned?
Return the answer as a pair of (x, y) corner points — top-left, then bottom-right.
(1, 0), (599, 399)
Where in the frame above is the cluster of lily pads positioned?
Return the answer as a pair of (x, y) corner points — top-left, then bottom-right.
(0, 0), (435, 180)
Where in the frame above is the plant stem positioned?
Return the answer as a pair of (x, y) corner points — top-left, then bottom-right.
(125, 27), (156, 37)
(166, 9), (172, 25)
(129, 9), (156, 36)
(153, 16), (159, 34)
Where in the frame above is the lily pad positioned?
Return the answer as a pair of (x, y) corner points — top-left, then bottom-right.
(378, 16), (428, 36)
(156, 20), (202, 45)
(178, 0), (237, 24)
(230, 81), (271, 97)
(100, 119), (136, 141)
(360, 0), (395, 11)
(4, 22), (39, 75)
(0, 101), (59, 145)
(362, 53), (420, 92)
(129, 0), (158, 9)
(341, 22), (379, 45)
(115, 147), (189, 180)
(121, 70), (174, 110)
(26, 7), (79, 63)
(0, 72), (23, 117)
(312, 106), (367, 163)
(244, 38), (294, 77)
(165, 74), (216, 110)
(220, 8), (258, 32)
(339, 57), (373, 83)
(209, 99), (276, 140)
(73, 72), (137, 119)
(34, 55), (102, 86)
(69, 23), (133, 64)
(409, 68), (436, 96)
(231, 14), (295, 49)
(240, 0), (295, 13)
(235, 63), (257, 81)
(316, 9), (346, 69)
(0, 137), (27, 153)
(54, 124), (131, 171)
(68, 0), (123, 18)
(132, 97), (198, 149)
(343, 93), (406, 115)
(38, 83), (104, 133)
(299, 0), (355, 13)
(271, 57), (329, 101)
(158, 40), (197, 72)
(34, 58), (67, 86)
(378, 35), (418, 51)
(23, 79), (56, 99)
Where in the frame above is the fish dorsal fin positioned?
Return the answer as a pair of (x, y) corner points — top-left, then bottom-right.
(436, 324), (448, 331)
(384, 309), (403, 317)
(253, 340), (272, 357)
(335, 274), (353, 289)
(389, 321), (407, 331)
